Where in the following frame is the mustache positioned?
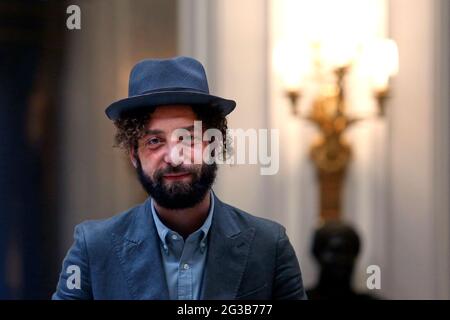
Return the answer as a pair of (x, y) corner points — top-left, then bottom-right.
(154, 165), (197, 179)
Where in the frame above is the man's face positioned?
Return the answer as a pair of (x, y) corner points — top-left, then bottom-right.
(131, 104), (217, 209)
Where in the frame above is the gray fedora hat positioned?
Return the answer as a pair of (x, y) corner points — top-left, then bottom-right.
(105, 56), (236, 120)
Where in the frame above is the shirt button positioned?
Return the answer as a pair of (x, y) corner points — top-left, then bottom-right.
(171, 234), (178, 240)
(183, 263), (190, 270)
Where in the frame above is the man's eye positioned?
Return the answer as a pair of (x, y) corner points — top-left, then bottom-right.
(178, 135), (193, 144)
(145, 137), (162, 148)
(179, 135), (201, 144)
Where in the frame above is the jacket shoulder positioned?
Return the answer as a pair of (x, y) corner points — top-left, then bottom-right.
(220, 201), (286, 240)
(75, 201), (146, 249)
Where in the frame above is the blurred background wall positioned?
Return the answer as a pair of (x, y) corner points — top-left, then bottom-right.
(0, 0), (448, 299)
(0, 0), (66, 298)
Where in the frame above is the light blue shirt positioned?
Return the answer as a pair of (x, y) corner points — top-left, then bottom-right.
(150, 191), (214, 300)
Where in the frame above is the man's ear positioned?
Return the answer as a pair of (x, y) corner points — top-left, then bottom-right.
(129, 147), (138, 168)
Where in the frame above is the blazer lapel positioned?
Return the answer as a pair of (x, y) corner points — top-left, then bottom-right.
(201, 193), (256, 299)
(111, 198), (169, 300)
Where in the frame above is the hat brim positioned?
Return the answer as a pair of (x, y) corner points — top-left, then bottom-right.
(105, 90), (236, 120)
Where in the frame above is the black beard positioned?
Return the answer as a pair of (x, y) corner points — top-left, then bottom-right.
(135, 158), (217, 209)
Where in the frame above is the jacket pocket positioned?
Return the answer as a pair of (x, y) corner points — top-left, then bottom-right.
(236, 283), (268, 299)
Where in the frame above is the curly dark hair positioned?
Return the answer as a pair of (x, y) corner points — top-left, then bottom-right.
(113, 105), (231, 160)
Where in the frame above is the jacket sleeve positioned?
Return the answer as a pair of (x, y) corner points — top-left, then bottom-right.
(273, 225), (307, 300)
(52, 223), (93, 300)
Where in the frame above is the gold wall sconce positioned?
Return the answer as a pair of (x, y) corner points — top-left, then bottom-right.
(275, 39), (398, 223)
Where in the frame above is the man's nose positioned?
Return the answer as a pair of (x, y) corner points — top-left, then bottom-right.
(163, 142), (184, 166)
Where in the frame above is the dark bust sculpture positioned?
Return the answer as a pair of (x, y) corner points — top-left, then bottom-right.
(306, 221), (378, 300)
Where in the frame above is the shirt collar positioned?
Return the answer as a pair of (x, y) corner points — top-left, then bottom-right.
(150, 190), (215, 247)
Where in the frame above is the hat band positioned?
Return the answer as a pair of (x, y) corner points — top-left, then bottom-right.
(138, 86), (209, 96)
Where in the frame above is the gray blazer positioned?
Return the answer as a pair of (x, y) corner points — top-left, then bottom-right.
(53, 192), (307, 300)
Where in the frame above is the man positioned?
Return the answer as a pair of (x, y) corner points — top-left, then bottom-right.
(53, 56), (306, 300)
